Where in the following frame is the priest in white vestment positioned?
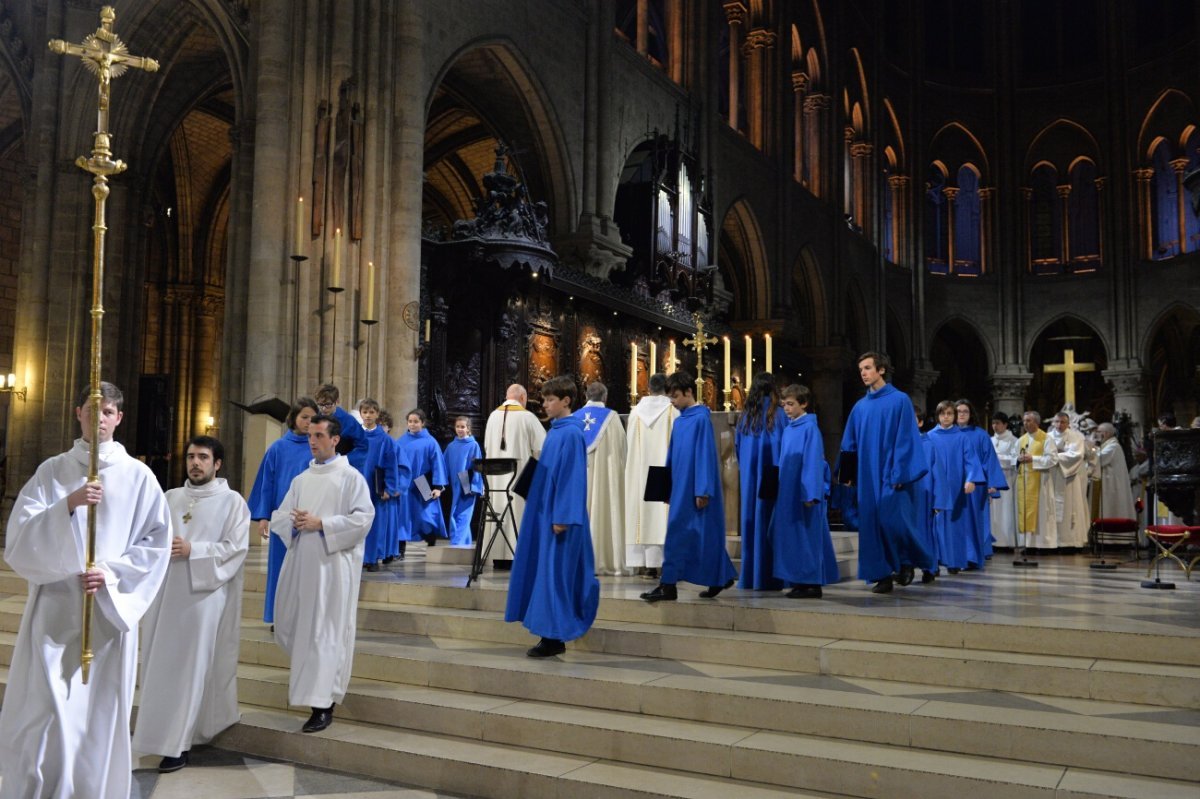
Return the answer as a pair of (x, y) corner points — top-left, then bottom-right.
(0, 382), (171, 799)
(271, 414), (374, 733)
(1093, 423), (1137, 520)
(1046, 412), (1090, 549)
(134, 435), (250, 773)
(989, 413), (1020, 547)
(483, 383), (546, 552)
(624, 373), (678, 572)
(1017, 410), (1059, 550)
(572, 382), (628, 575)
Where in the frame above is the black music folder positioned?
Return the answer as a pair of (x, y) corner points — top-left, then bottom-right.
(835, 451), (858, 485)
(644, 465), (672, 502)
(513, 457), (539, 499)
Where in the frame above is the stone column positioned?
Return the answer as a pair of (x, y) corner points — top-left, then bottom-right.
(636, 0), (649, 54)
(1133, 168), (1154, 260)
(1171, 157), (1190, 254)
(1056, 184), (1071, 265)
(1106, 366), (1147, 435)
(990, 371), (1033, 419)
(979, 186), (994, 274)
(803, 345), (853, 465)
(887, 174), (909, 265)
(723, 3), (745, 132)
(908, 366), (940, 415)
(850, 141), (874, 237)
(803, 93), (829, 198)
(743, 29), (767, 149)
(942, 186), (958, 272)
(791, 71), (808, 184)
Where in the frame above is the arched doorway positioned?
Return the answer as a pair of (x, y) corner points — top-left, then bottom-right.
(1144, 304), (1200, 425)
(928, 318), (991, 414)
(1026, 316), (1112, 420)
(718, 198), (770, 323)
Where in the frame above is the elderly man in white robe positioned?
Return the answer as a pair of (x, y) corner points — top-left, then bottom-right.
(1092, 423), (1137, 520)
(483, 383), (546, 552)
(0, 382), (171, 799)
(572, 381), (628, 575)
(1046, 411), (1090, 551)
(624, 372), (678, 576)
(134, 435), (250, 773)
(271, 414), (374, 733)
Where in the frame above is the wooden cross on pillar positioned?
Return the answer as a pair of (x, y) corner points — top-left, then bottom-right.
(683, 314), (718, 403)
(1043, 348), (1095, 408)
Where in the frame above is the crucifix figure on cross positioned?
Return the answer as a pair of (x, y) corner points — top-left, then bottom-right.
(682, 313), (717, 404)
(1043, 348), (1095, 408)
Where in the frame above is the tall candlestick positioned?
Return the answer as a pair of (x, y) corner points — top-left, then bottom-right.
(744, 334), (752, 384)
(294, 196), (305, 256)
(765, 333), (773, 373)
(650, 341), (657, 375)
(723, 336), (731, 392)
(631, 342), (638, 390)
(668, 340), (676, 374)
(363, 260), (376, 321)
(331, 227), (342, 289)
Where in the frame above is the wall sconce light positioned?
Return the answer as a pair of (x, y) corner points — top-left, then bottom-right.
(205, 415), (217, 434)
(0, 373), (27, 401)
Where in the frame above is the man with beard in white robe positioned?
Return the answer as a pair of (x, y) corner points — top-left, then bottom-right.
(1093, 423), (1137, 520)
(483, 384), (545, 553)
(1045, 411), (1090, 551)
(989, 412), (1020, 548)
(271, 414), (374, 733)
(134, 435), (250, 773)
(572, 382), (628, 575)
(0, 382), (171, 799)
(624, 373), (678, 576)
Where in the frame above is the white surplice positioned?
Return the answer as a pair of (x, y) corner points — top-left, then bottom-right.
(580, 401), (628, 575)
(271, 455), (373, 708)
(0, 439), (170, 799)
(1024, 431), (1061, 549)
(623, 395), (677, 569)
(133, 478), (250, 758)
(989, 429), (1020, 547)
(1095, 437), (1137, 520)
(482, 402), (545, 552)
(1047, 427), (1090, 548)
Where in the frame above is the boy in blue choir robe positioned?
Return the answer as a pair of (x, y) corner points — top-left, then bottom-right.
(315, 383), (370, 474)
(912, 406), (940, 583)
(358, 399), (400, 571)
(396, 409), (449, 546)
(838, 351), (931, 593)
(247, 397), (318, 624)
(735, 372), (788, 590)
(770, 384), (838, 598)
(379, 411), (409, 562)
(956, 399), (1009, 566)
(504, 375), (599, 658)
(443, 416), (484, 546)
(641, 371), (738, 602)
(928, 400), (985, 572)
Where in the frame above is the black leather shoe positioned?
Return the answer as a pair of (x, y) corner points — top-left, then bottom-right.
(896, 565), (915, 586)
(526, 637), (566, 658)
(947, 567), (961, 574)
(699, 579), (736, 599)
(640, 584), (678, 603)
(158, 752), (188, 773)
(786, 585), (823, 599)
(871, 576), (894, 594)
(302, 705), (334, 733)
(921, 570), (937, 584)
(365, 562), (380, 572)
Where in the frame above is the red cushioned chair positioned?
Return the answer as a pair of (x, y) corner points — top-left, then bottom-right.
(1089, 517), (1140, 570)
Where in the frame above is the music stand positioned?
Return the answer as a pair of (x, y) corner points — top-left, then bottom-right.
(467, 457), (519, 587)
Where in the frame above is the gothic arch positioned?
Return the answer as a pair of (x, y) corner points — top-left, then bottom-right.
(1143, 303), (1200, 424)
(928, 317), (993, 412)
(929, 122), (989, 180)
(1026, 315), (1112, 416)
(789, 245), (828, 347)
(1140, 301), (1200, 366)
(1023, 118), (1102, 174)
(424, 40), (575, 236)
(718, 198), (770, 320)
(883, 98), (906, 167)
(928, 314), (996, 373)
(1137, 88), (1198, 160)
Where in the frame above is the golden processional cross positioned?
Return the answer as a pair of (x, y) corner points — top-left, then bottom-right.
(49, 6), (159, 685)
(682, 313), (718, 404)
(1043, 348), (1095, 409)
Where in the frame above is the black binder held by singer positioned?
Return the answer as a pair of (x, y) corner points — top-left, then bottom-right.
(835, 451), (858, 485)
(644, 465), (672, 502)
(513, 457), (539, 499)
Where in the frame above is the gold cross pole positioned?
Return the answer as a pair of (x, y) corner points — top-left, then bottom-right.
(49, 6), (158, 686)
(682, 313), (718, 404)
(1043, 348), (1095, 408)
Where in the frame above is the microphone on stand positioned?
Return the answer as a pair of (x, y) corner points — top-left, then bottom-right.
(1014, 440), (1038, 569)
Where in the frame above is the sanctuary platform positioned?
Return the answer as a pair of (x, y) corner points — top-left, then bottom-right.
(0, 543), (1197, 799)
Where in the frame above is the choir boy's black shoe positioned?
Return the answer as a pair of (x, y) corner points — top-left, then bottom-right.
(526, 637), (566, 658)
(871, 577), (894, 594)
(787, 585), (823, 599)
(947, 568), (961, 574)
(365, 562), (380, 572)
(383, 556), (395, 564)
(422, 533), (438, 546)
(158, 751), (188, 773)
(896, 565), (915, 586)
(699, 579), (736, 599)
(640, 584), (678, 603)
(302, 705), (334, 733)
(921, 570), (937, 584)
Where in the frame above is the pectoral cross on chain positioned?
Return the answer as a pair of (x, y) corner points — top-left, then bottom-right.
(683, 314), (718, 403)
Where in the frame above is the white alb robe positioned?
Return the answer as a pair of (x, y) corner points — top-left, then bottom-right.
(989, 430), (1020, 547)
(624, 395), (677, 568)
(1095, 437), (1136, 520)
(271, 456), (374, 708)
(482, 402), (545, 551)
(1047, 428), (1090, 548)
(0, 439), (170, 799)
(579, 401), (628, 575)
(1024, 431), (1061, 548)
(133, 478), (250, 758)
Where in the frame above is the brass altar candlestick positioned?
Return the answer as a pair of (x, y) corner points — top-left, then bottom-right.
(50, 6), (159, 685)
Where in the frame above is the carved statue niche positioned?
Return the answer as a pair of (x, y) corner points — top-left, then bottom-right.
(528, 330), (558, 402)
(579, 331), (604, 385)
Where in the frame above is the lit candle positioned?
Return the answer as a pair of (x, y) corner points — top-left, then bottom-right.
(723, 336), (731, 392)
(744, 334), (752, 384)
(765, 333), (773, 374)
(364, 260), (376, 321)
(649, 341), (657, 375)
(294, 196), (305, 256)
(668, 340), (676, 374)
(331, 228), (342, 289)
(631, 342), (638, 390)
(424, 317), (431, 342)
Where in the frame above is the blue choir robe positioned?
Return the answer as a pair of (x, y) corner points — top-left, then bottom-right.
(914, 434), (940, 570)
(396, 428), (448, 540)
(960, 424), (1009, 563)
(362, 426), (400, 564)
(735, 402), (788, 590)
(332, 406), (370, 474)
(247, 430), (312, 623)
(444, 435), (484, 546)
(927, 425), (986, 570)
(770, 414), (839, 587)
(839, 383), (931, 583)
(386, 439), (412, 558)
(663, 404), (738, 588)
(504, 416), (599, 642)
